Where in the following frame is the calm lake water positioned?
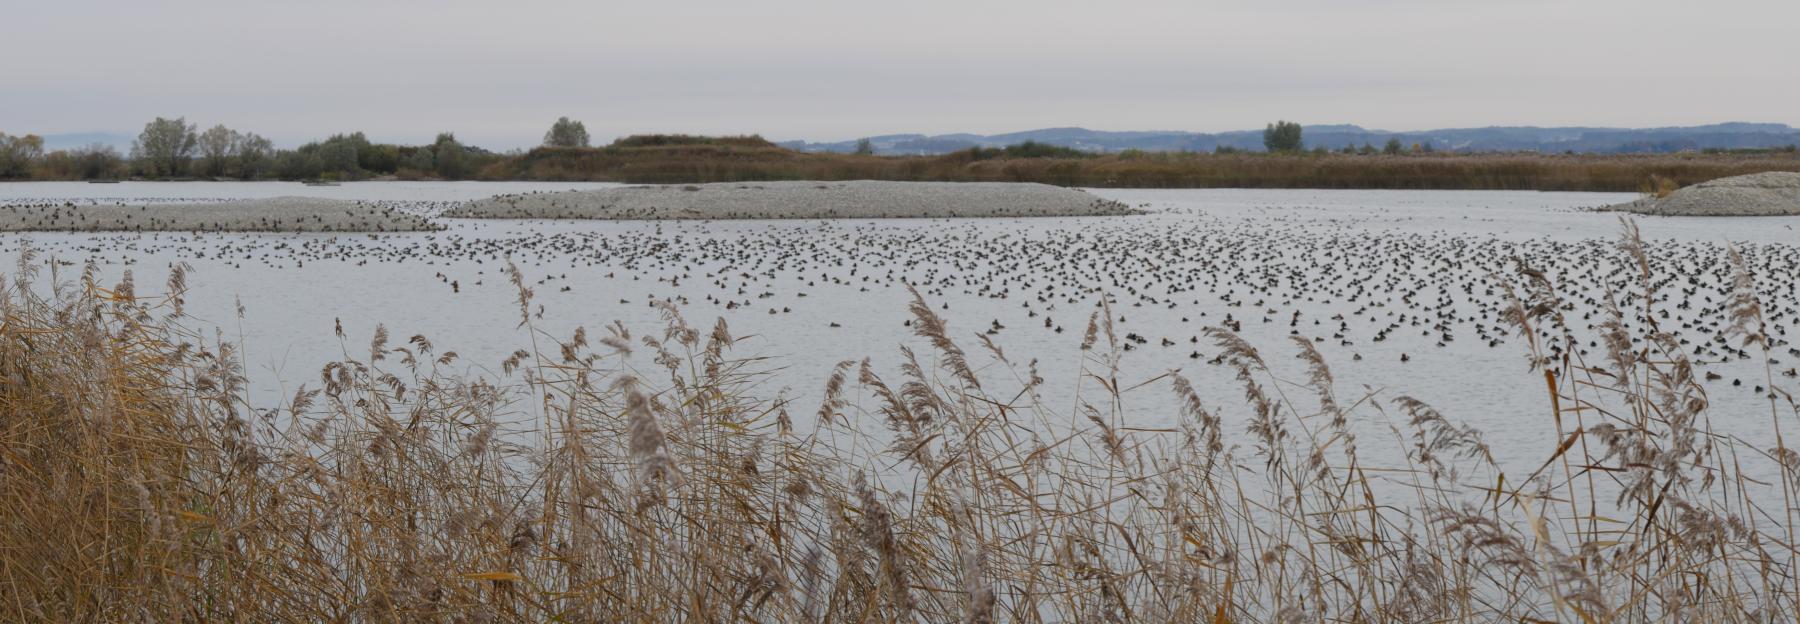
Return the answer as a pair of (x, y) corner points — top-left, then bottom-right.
(3, 181), (1797, 480)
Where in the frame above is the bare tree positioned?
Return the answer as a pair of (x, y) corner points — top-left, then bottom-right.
(0, 132), (45, 179)
(131, 117), (198, 178)
(73, 143), (123, 180)
(197, 124), (242, 177)
(543, 117), (590, 148)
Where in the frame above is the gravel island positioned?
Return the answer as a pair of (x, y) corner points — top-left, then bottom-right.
(1601, 172), (1800, 216)
(444, 180), (1140, 220)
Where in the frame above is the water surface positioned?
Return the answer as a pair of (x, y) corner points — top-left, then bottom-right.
(3, 181), (1795, 480)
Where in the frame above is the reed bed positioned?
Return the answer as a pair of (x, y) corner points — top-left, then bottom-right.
(493, 144), (1800, 192)
(2, 221), (1797, 621)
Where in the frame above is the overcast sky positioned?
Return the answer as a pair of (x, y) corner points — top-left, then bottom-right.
(5, 0), (1797, 149)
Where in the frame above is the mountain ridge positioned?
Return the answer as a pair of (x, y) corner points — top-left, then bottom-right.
(779, 123), (1800, 155)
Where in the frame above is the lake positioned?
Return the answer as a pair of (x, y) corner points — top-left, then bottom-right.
(2, 181), (1796, 481)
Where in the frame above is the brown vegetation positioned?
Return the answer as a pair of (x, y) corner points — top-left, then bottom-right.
(1, 221), (1798, 621)
(489, 139), (1800, 192)
(12, 128), (1800, 191)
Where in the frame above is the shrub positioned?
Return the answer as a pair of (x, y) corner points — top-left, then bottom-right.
(610, 134), (777, 149)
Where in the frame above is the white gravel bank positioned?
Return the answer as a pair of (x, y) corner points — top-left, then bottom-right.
(1601, 172), (1800, 216)
(0, 197), (440, 232)
(444, 180), (1139, 220)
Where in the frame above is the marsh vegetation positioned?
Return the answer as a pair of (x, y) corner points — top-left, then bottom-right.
(8, 121), (1800, 192)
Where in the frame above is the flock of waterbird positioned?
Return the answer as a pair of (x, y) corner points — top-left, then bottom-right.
(3, 192), (1797, 396)
(0, 196), (439, 232)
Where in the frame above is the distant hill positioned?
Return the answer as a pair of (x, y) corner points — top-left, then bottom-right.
(779, 123), (1800, 155)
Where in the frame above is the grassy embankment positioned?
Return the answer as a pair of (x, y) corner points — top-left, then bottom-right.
(1, 222), (1797, 621)
(489, 135), (1800, 192)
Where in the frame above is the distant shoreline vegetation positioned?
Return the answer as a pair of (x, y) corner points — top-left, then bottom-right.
(3, 118), (1800, 192)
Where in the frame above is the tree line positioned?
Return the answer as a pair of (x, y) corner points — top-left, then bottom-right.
(120, 117), (502, 181)
(0, 116), (1450, 183)
(15, 117), (1782, 186)
(0, 116), (599, 181)
(1257, 120), (1437, 155)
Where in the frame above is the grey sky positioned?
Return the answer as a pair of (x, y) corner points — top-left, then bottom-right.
(5, 0), (1797, 149)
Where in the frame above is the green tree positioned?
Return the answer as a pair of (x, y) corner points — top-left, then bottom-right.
(544, 117), (591, 148)
(433, 132), (467, 179)
(132, 117), (198, 177)
(337, 132), (381, 171)
(1383, 138), (1404, 155)
(854, 138), (875, 155)
(360, 144), (400, 174)
(282, 132), (395, 179)
(1262, 120), (1303, 152)
(317, 141), (360, 178)
(275, 149), (324, 180)
(404, 147), (435, 173)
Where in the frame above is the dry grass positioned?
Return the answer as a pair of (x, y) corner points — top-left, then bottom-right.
(2, 222), (1798, 621)
(1640, 174), (1682, 198)
(489, 143), (1800, 192)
